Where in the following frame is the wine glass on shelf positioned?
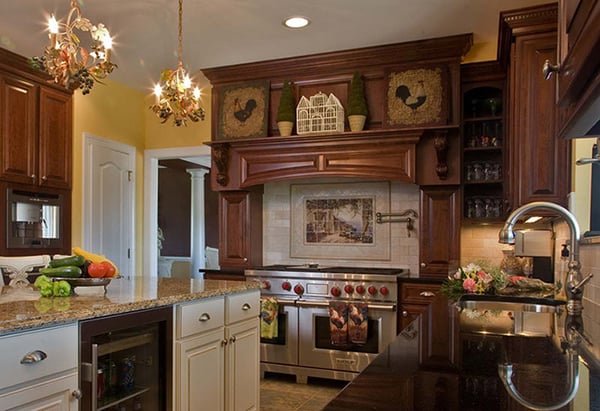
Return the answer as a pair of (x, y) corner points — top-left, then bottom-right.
(485, 98), (501, 117)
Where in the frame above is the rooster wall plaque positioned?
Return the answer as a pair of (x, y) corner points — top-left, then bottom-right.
(217, 80), (270, 139)
(386, 67), (447, 128)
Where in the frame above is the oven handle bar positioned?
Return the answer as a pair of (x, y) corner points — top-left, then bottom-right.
(270, 298), (298, 306)
(295, 300), (396, 311)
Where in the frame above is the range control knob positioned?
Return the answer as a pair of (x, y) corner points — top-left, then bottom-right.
(293, 284), (305, 295)
(355, 285), (366, 295)
(331, 286), (341, 297)
(282, 281), (292, 291)
(380, 286), (389, 296)
(344, 284), (354, 294)
(368, 286), (378, 296)
(262, 281), (271, 290)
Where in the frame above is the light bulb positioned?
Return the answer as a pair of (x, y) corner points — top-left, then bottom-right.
(193, 87), (200, 100)
(183, 75), (191, 89)
(48, 15), (59, 34)
(153, 84), (163, 104)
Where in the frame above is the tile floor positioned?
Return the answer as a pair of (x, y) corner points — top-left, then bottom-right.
(260, 373), (347, 411)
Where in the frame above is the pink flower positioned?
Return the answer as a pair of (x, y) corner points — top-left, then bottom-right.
(463, 278), (477, 293)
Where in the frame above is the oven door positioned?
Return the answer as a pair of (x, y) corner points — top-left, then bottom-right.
(260, 298), (298, 366)
(297, 300), (396, 374)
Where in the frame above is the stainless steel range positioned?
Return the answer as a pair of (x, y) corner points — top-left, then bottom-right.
(245, 265), (409, 383)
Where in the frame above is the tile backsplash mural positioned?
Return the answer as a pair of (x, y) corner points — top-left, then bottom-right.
(262, 179), (420, 275)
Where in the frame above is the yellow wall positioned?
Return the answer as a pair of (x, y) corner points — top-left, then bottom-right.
(72, 79), (212, 275)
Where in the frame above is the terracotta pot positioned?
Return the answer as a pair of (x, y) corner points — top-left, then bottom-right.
(348, 115), (366, 132)
(277, 121), (294, 136)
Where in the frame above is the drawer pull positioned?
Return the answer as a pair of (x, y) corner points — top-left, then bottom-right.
(241, 303), (251, 311)
(198, 313), (211, 322)
(419, 291), (435, 297)
(229, 336), (237, 344)
(221, 339), (228, 346)
(72, 389), (82, 400)
(20, 350), (47, 364)
(402, 310), (409, 317)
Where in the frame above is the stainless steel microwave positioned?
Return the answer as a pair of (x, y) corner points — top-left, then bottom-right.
(6, 189), (64, 249)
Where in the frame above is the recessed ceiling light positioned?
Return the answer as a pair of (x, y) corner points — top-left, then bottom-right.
(524, 216), (543, 224)
(284, 16), (310, 29)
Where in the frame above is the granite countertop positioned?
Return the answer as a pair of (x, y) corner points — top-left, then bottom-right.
(0, 277), (261, 335)
(325, 313), (600, 410)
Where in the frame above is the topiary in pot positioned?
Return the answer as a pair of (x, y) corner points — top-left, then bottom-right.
(347, 71), (368, 131)
(276, 80), (295, 136)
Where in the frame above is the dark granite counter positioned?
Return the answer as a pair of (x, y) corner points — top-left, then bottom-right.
(325, 313), (600, 410)
(0, 277), (261, 335)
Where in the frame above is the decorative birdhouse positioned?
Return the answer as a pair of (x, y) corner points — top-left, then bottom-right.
(296, 92), (344, 135)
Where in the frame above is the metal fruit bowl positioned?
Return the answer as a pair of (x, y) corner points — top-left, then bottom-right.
(50, 276), (120, 293)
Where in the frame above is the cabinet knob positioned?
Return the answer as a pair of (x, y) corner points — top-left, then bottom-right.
(402, 310), (409, 317)
(420, 262), (427, 268)
(31, 174), (36, 180)
(20, 350), (47, 364)
(229, 336), (236, 344)
(420, 291), (435, 297)
(243, 257), (248, 262)
(198, 313), (211, 322)
(71, 389), (82, 400)
(41, 175), (47, 181)
(542, 59), (560, 80)
(241, 303), (251, 311)
(221, 339), (228, 346)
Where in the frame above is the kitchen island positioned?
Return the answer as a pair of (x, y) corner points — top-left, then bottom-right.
(324, 310), (600, 410)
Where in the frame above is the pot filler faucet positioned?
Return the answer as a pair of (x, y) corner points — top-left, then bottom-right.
(498, 201), (593, 315)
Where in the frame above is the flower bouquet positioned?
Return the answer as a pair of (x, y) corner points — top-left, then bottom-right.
(440, 262), (557, 301)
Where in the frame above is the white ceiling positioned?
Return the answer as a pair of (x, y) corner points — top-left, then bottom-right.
(0, 0), (552, 93)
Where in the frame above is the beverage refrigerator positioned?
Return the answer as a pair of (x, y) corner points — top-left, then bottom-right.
(80, 306), (172, 411)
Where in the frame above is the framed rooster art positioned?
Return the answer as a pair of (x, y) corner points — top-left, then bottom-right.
(217, 80), (270, 139)
(385, 66), (448, 128)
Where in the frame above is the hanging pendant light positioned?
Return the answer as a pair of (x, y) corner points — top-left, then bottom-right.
(31, 0), (117, 95)
(150, 0), (205, 127)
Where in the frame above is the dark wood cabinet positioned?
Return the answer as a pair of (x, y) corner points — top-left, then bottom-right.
(499, 4), (570, 209)
(218, 189), (263, 270)
(555, 0), (600, 138)
(419, 186), (460, 278)
(400, 281), (458, 370)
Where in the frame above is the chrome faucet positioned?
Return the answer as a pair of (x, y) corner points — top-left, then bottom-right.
(498, 201), (593, 315)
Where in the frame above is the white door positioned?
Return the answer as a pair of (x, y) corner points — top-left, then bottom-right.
(83, 134), (135, 277)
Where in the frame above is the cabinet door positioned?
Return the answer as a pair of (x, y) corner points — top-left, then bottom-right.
(419, 186), (460, 278)
(38, 87), (72, 189)
(0, 372), (79, 410)
(0, 73), (38, 185)
(218, 190), (262, 269)
(175, 328), (225, 411)
(510, 32), (570, 208)
(225, 319), (259, 411)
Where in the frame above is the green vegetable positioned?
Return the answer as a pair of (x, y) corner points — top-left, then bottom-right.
(40, 266), (82, 278)
(53, 280), (71, 297)
(39, 283), (54, 297)
(33, 274), (52, 289)
(49, 255), (85, 268)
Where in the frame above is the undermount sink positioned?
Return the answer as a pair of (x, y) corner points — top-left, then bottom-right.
(457, 295), (565, 336)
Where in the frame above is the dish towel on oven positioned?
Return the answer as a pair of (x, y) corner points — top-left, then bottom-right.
(329, 302), (348, 345)
(348, 302), (368, 344)
(260, 297), (278, 339)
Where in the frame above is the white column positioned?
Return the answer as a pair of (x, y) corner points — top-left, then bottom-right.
(188, 168), (209, 279)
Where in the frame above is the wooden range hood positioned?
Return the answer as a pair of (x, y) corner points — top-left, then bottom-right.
(203, 34), (473, 190)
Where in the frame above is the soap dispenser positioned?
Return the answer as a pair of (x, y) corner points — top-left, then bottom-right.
(556, 243), (570, 301)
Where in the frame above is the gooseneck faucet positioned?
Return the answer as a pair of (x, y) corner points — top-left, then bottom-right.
(498, 201), (593, 315)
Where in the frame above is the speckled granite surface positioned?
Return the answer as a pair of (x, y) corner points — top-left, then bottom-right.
(0, 277), (261, 335)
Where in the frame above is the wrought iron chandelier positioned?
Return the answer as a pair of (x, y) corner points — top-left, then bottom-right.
(150, 0), (205, 127)
(31, 0), (116, 95)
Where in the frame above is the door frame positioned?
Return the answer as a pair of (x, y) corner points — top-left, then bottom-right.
(143, 146), (211, 277)
(82, 133), (136, 277)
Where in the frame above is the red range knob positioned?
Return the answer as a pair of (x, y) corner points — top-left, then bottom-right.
(331, 286), (341, 297)
(282, 281), (292, 291)
(368, 286), (377, 295)
(344, 284), (354, 294)
(380, 286), (389, 296)
(263, 281), (271, 290)
(355, 285), (366, 295)
(293, 284), (305, 295)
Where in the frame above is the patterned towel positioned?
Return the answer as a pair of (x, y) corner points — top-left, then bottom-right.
(260, 297), (278, 339)
(348, 303), (368, 344)
(329, 302), (348, 345)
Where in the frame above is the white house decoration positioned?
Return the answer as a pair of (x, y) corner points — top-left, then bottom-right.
(296, 92), (344, 135)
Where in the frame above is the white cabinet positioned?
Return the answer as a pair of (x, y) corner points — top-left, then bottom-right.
(0, 322), (79, 410)
(174, 289), (260, 411)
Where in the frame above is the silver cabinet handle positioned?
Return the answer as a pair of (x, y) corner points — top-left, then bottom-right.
(31, 174), (36, 180)
(543, 59), (560, 80)
(20, 350), (47, 364)
(198, 313), (211, 322)
(41, 176), (47, 181)
(221, 339), (228, 346)
(71, 389), (82, 400)
(419, 291), (435, 297)
(402, 310), (409, 317)
(420, 262), (427, 268)
(241, 303), (251, 311)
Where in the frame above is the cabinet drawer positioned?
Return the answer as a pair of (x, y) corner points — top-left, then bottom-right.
(0, 322), (78, 391)
(177, 296), (225, 339)
(225, 290), (260, 325)
(401, 283), (441, 303)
